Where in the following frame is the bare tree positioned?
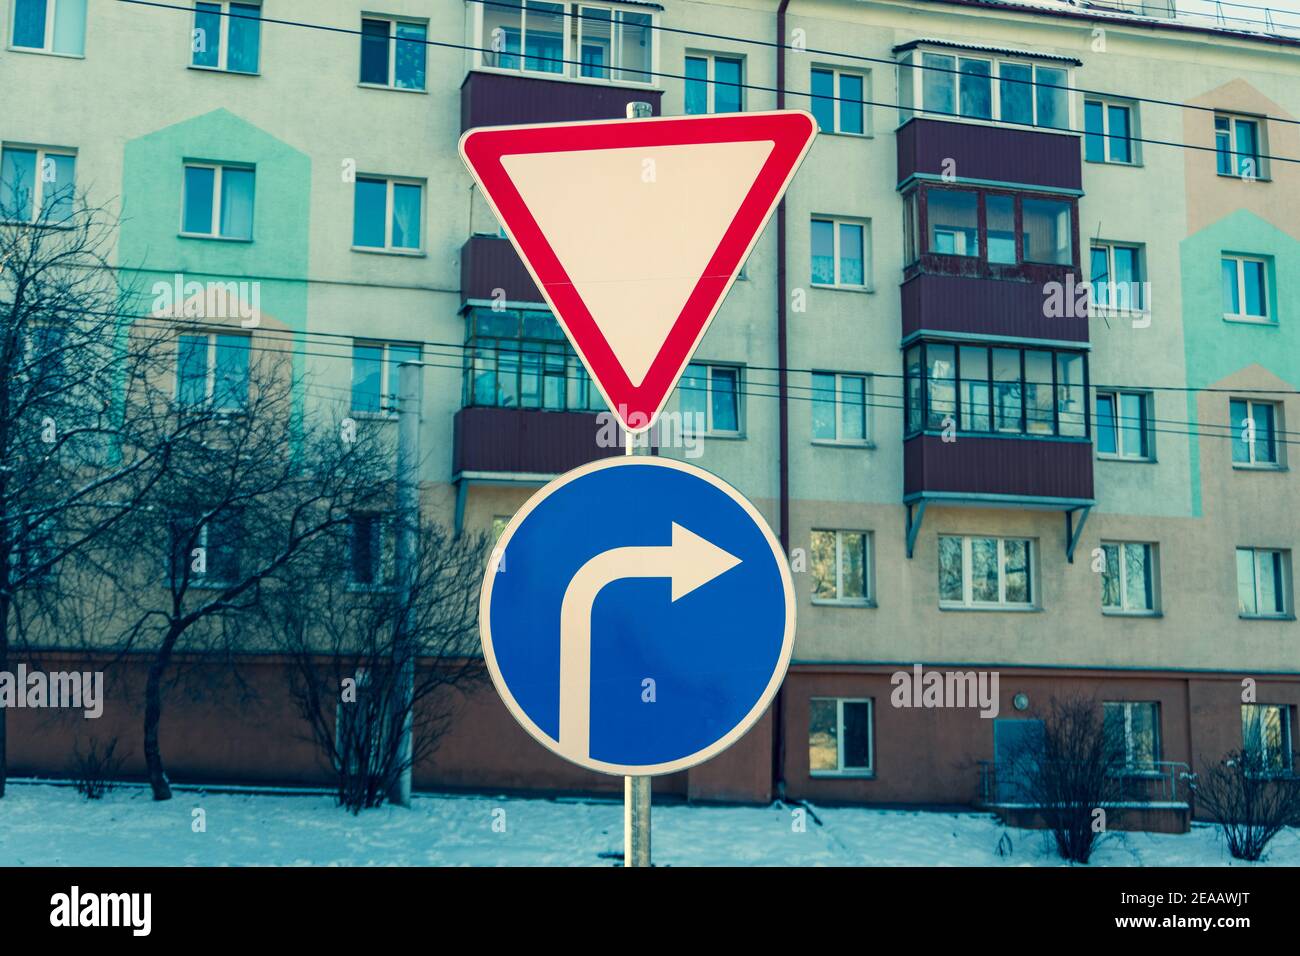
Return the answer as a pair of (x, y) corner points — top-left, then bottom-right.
(1002, 696), (1130, 863)
(0, 183), (180, 797)
(1191, 749), (1300, 861)
(95, 339), (394, 801)
(264, 522), (488, 813)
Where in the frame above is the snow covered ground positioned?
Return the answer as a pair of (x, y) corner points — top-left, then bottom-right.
(1, 782), (1297, 866)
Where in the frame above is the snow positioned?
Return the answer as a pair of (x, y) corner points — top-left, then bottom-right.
(1, 782), (1297, 866)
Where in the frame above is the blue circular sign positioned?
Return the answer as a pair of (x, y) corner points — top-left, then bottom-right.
(479, 457), (795, 775)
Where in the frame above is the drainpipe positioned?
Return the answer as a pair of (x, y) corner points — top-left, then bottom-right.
(771, 0), (791, 804)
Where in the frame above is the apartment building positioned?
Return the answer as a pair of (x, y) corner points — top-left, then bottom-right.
(3, 0), (1299, 829)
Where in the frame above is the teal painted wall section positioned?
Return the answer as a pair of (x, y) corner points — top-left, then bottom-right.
(1180, 209), (1300, 516)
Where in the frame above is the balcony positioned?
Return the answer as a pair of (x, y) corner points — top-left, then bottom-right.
(904, 434), (1094, 505)
(461, 235), (541, 305)
(452, 406), (619, 479)
(901, 272), (1088, 344)
(461, 71), (663, 132)
(897, 116), (1082, 193)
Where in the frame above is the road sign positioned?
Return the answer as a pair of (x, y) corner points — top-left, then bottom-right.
(459, 111), (817, 434)
(479, 457), (796, 776)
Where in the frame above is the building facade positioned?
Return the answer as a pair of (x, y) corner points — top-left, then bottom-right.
(3, 0), (1299, 828)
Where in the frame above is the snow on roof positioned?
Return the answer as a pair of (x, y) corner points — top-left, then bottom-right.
(892, 37), (1084, 64)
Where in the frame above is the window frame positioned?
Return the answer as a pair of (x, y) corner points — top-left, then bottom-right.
(352, 175), (425, 254)
(0, 144), (76, 225)
(174, 331), (251, 412)
(1100, 540), (1160, 616)
(683, 51), (745, 114)
(8, 0), (85, 57)
(1236, 547), (1292, 620)
(810, 529), (873, 606)
(180, 162), (255, 241)
(464, 308), (604, 413)
(1088, 241), (1146, 315)
(811, 371), (871, 445)
(810, 216), (870, 290)
(169, 512), (242, 589)
(1230, 397), (1282, 469)
(1103, 700), (1162, 772)
(350, 339), (421, 417)
(190, 0), (262, 74)
(359, 15), (429, 91)
(1083, 98), (1137, 165)
(1094, 389), (1154, 462)
(810, 65), (868, 136)
(938, 534), (1037, 610)
(347, 512), (397, 590)
(1241, 703), (1294, 775)
(681, 362), (743, 437)
(1220, 255), (1271, 324)
(808, 696), (875, 777)
(896, 47), (1075, 131)
(1215, 113), (1265, 180)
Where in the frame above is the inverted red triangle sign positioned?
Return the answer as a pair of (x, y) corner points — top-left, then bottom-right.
(459, 110), (816, 435)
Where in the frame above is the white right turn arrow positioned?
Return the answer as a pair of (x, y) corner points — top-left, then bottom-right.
(555, 523), (742, 762)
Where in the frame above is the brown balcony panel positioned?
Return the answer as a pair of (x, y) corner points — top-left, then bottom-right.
(454, 406), (619, 477)
(904, 434), (1094, 502)
(902, 272), (1088, 344)
(897, 117), (1081, 193)
(462, 71), (663, 131)
(461, 235), (541, 304)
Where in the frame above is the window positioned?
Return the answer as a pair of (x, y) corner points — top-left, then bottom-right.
(903, 342), (1087, 439)
(169, 512), (241, 586)
(898, 49), (1071, 129)
(938, 535), (1034, 609)
(1084, 100), (1135, 164)
(349, 513), (395, 587)
(810, 218), (867, 287)
(681, 363), (741, 435)
(11, 514), (56, 582)
(360, 16), (427, 90)
(910, 185), (1077, 271)
(182, 163), (254, 240)
(465, 308), (603, 412)
(1230, 398), (1280, 467)
(1100, 542), (1158, 614)
(928, 190), (979, 257)
(811, 372), (868, 443)
(810, 67), (865, 134)
(10, 0), (85, 55)
(811, 530), (871, 604)
(481, 1), (653, 84)
(1095, 390), (1152, 460)
(1215, 114), (1262, 179)
(192, 2), (260, 73)
(1236, 548), (1290, 618)
(684, 54), (743, 114)
(176, 333), (249, 410)
(1103, 701), (1160, 771)
(351, 341), (420, 415)
(1089, 243), (1144, 312)
(1242, 704), (1293, 774)
(1221, 256), (1269, 322)
(0, 146), (75, 224)
(1022, 197), (1072, 265)
(353, 177), (422, 252)
(809, 698), (873, 775)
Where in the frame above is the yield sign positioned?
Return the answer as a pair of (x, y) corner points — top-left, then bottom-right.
(458, 111), (816, 434)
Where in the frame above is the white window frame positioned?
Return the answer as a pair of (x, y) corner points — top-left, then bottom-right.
(8, 0), (85, 57)
(1095, 389), (1153, 461)
(1242, 704), (1293, 774)
(811, 371), (870, 445)
(175, 331), (249, 412)
(350, 339), (421, 415)
(683, 52), (745, 114)
(1083, 98), (1137, 164)
(1231, 397), (1282, 469)
(1088, 242), (1145, 315)
(811, 65), (869, 136)
(180, 162), (254, 240)
(1215, 113), (1265, 180)
(1100, 541), (1159, 615)
(899, 47), (1075, 131)
(683, 363), (743, 437)
(360, 15), (428, 91)
(191, 1), (261, 73)
(1103, 700), (1162, 771)
(809, 696), (874, 776)
(352, 176), (424, 253)
(0, 144), (76, 224)
(1237, 547), (1291, 620)
(473, 1), (659, 88)
(811, 529), (872, 605)
(939, 534), (1036, 610)
(810, 216), (870, 290)
(1221, 255), (1270, 323)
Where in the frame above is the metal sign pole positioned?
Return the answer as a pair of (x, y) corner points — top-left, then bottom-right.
(622, 426), (651, 867)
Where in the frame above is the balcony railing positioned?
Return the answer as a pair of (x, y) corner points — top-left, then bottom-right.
(461, 70), (663, 131)
(904, 434), (1094, 505)
(901, 272), (1088, 344)
(460, 235), (542, 305)
(897, 116), (1082, 193)
(978, 760), (1193, 806)
(452, 405), (619, 478)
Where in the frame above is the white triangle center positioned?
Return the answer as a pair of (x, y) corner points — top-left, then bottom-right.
(501, 139), (774, 388)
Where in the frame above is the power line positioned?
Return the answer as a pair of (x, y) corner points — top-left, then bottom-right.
(115, 0), (1300, 166)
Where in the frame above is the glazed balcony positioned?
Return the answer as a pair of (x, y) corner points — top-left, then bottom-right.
(452, 406), (619, 479)
(896, 116), (1082, 193)
(461, 70), (663, 132)
(460, 235), (541, 305)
